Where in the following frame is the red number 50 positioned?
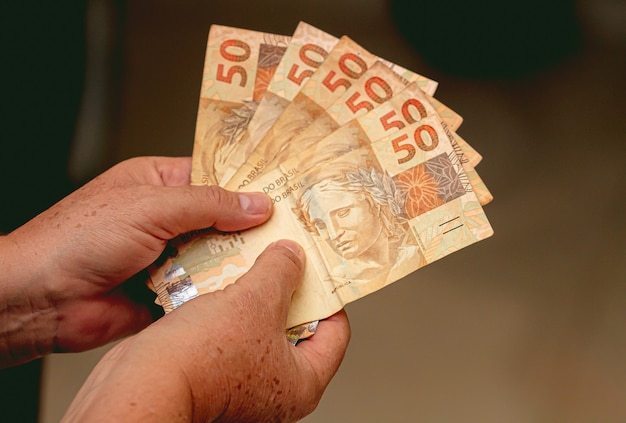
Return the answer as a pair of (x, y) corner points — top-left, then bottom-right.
(391, 124), (439, 164)
(216, 39), (251, 87)
(288, 43), (328, 86)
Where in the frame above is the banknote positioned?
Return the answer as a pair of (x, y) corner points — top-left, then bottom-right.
(216, 21), (340, 186)
(225, 79), (492, 206)
(314, 81), (491, 205)
(224, 60), (442, 338)
(222, 75), (481, 189)
(157, 22), (493, 341)
(149, 115), (493, 329)
(224, 35), (438, 190)
(250, 61), (412, 173)
(218, 22), (446, 188)
(189, 25), (290, 186)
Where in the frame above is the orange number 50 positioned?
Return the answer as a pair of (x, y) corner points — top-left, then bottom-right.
(391, 124), (439, 164)
(216, 39), (251, 87)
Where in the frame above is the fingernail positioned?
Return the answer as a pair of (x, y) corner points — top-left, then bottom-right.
(275, 239), (305, 262)
(239, 193), (271, 215)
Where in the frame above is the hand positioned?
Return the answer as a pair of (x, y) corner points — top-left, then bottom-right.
(0, 156), (273, 367)
(63, 240), (351, 423)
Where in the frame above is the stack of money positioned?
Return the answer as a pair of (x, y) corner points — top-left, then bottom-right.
(148, 22), (494, 343)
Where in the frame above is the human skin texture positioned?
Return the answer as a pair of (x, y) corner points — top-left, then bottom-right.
(0, 156), (350, 421)
(63, 241), (350, 422)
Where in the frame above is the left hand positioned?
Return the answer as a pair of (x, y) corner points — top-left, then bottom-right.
(0, 156), (273, 367)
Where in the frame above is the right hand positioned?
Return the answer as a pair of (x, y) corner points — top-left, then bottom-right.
(63, 240), (351, 423)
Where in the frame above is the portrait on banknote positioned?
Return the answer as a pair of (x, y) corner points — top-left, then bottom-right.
(292, 150), (427, 297)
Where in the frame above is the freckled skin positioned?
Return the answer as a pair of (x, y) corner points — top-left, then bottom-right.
(1, 156), (350, 422)
(0, 157), (277, 362)
(63, 243), (350, 423)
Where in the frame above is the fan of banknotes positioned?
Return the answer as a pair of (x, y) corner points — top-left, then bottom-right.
(148, 21), (494, 343)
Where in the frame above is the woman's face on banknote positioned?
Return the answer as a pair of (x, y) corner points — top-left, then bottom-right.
(306, 181), (384, 260)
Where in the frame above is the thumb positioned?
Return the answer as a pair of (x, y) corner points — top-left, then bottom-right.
(134, 185), (273, 238)
(232, 240), (306, 331)
(296, 309), (351, 388)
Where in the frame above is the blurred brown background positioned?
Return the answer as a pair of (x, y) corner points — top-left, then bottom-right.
(2, 0), (625, 421)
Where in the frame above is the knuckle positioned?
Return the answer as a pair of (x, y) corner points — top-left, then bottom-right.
(254, 250), (302, 293)
(203, 185), (235, 209)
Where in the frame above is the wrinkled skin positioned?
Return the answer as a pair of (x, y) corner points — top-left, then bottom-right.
(64, 241), (350, 422)
(0, 156), (350, 422)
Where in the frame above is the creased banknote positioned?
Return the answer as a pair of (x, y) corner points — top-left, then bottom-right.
(224, 35), (438, 190)
(216, 22), (340, 186)
(151, 22), (494, 343)
(250, 61), (413, 175)
(190, 25), (290, 186)
(225, 79), (492, 206)
(149, 115), (493, 329)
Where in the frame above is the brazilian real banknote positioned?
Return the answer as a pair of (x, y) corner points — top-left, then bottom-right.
(149, 22), (493, 342)
(150, 116), (493, 332)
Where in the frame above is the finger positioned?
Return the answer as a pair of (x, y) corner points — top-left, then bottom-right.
(234, 240), (306, 318)
(138, 185), (273, 238)
(55, 286), (155, 352)
(112, 157), (192, 187)
(153, 157), (193, 187)
(296, 309), (351, 386)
